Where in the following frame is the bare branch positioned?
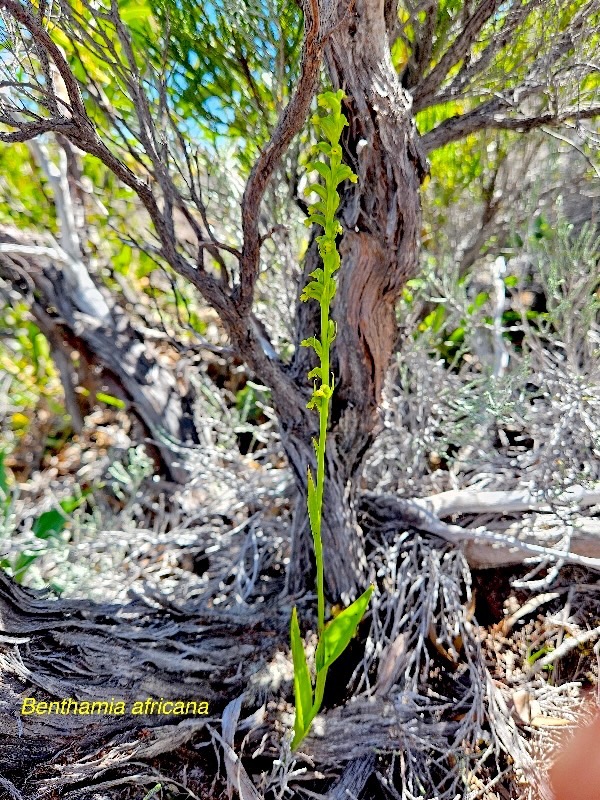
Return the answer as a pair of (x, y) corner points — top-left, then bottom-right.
(421, 99), (600, 153)
(0, 0), (88, 120)
(412, 0), (503, 111)
(404, 1), (438, 90)
(236, 0), (324, 316)
(413, 485), (600, 517)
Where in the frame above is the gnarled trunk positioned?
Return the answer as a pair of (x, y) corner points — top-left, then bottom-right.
(283, 0), (427, 600)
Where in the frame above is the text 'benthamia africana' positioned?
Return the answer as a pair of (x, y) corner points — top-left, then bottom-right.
(21, 697), (209, 716)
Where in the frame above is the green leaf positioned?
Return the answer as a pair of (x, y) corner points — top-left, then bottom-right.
(447, 326), (465, 343)
(304, 213), (327, 230)
(32, 509), (66, 540)
(325, 278), (337, 302)
(60, 491), (90, 515)
(0, 450), (9, 503)
(327, 320), (336, 344)
(307, 366), (322, 381)
(317, 89), (345, 111)
(300, 281), (324, 302)
(305, 161), (330, 181)
(308, 200), (327, 216)
(308, 267), (325, 283)
(142, 784), (163, 800)
(12, 551), (40, 583)
(32, 491), (88, 540)
(315, 142), (332, 156)
(467, 291), (489, 314)
(95, 392), (126, 409)
(290, 606), (313, 749)
(305, 183), (328, 200)
(332, 164), (357, 185)
(315, 585), (374, 671)
(317, 114), (346, 145)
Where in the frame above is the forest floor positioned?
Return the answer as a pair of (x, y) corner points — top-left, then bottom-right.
(1, 390), (599, 800)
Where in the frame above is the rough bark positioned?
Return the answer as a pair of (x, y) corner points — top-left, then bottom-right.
(284, 0), (428, 599)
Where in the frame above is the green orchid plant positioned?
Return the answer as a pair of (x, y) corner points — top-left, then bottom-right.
(290, 90), (374, 751)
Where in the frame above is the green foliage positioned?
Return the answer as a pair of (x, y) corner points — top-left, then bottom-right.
(235, 382), (271, 424)
(290, 606), (312, 742)
(526, 643), (554, 673)
(0, 464), (90, 585)
(141, 784), (162, 800)
(0, 451), (8, 504)
(95, 392), (127, 410)
(151, 0), (302, 168)
(290, 91), (371, 751)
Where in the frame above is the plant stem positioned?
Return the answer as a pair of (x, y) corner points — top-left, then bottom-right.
(315, 285), (330, 635)
(290, 90), (362, 750)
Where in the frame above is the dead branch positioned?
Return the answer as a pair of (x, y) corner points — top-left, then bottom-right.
(413, 485), (600, 517)
(412, 0), (504, 111)
(360, 492), (600, 571)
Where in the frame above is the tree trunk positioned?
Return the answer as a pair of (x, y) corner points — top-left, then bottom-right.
(284, 0), (427, 600)
(0, 0), (427, 600)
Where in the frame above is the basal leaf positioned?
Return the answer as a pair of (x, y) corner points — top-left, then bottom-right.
(290, 607), (313, 749)
(315, 585), (374, 671)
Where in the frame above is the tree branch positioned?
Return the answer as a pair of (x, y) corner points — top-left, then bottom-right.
(413, 485), (600, 517)
(412, 0), (503, 111)
(421, 100), (600, 153)
(361, 491), (600, 571)
(235, 0), (324, 316)
(0, 0), (88, 121)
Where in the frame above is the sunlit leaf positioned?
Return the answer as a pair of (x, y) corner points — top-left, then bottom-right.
(315, 585), (374, 671)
